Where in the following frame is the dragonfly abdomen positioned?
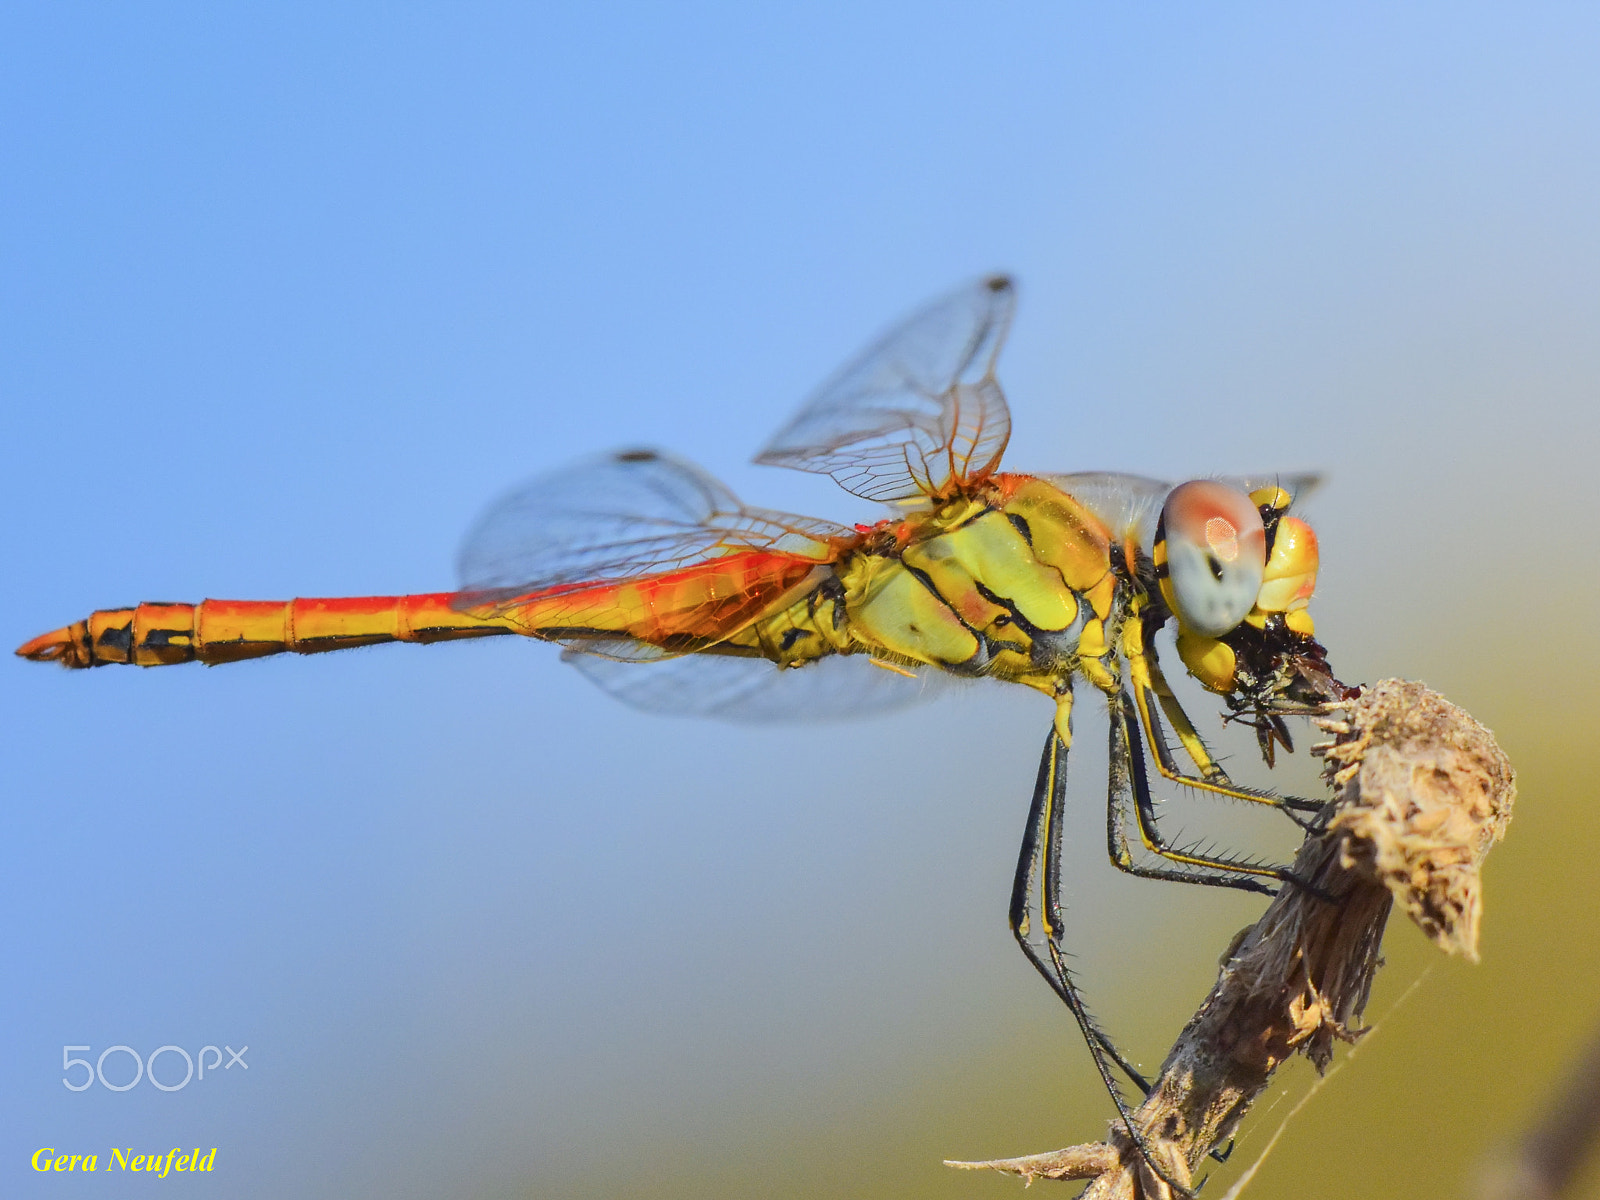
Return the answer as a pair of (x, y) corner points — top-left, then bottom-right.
(16, 594), (517, 668)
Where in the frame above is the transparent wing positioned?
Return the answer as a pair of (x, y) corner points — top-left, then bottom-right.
(1034, 471), (1173, 548)
(1035, 470), (1323, 551)
(456, 448), (853, 608)
(756, 276), (1016, 502)
(1216, 472), (1323, 506)
(563, 644), (955, 722)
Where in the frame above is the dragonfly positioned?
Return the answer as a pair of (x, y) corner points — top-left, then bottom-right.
(19, 277), (1350, 1184)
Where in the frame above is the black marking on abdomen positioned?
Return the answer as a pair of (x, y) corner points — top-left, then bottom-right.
(97, 623), (133, 654)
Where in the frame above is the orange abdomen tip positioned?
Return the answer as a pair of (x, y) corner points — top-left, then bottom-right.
(16, 623), (93, 667)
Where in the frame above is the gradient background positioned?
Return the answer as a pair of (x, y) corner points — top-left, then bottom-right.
(5, 5), (1600, 1197)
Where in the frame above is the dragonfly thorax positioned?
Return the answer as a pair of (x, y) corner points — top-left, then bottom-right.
(732, 475), (1135, 696)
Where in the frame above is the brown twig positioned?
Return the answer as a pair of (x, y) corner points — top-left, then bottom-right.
(948, 679), (1516, 1198)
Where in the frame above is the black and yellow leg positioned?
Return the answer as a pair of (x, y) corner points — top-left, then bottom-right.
(1107, 690), (1294, 892)
(1011, 707), (1146, 1086)
(1141, 674), (1324, 831)
(1124, 614), (1324, 821)
(1008, 714), (1198, 1195)
(1103, 692), (1274, 893)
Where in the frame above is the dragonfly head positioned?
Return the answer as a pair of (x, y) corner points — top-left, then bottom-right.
(1154, 481), (1353, 763)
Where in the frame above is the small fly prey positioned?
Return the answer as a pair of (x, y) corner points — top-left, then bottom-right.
(19, 278), (1351, 1178)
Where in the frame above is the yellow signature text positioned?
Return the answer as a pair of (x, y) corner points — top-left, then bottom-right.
(31, 1146), (216, 1175)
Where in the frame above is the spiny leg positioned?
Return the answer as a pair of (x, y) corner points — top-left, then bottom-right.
(1140, 681), (1325, 833)
(1104, 692), (1279, 895)
(1110, 689), (1309, 892)
(1124, 612), (1325, 821)
(1011, 714), (1148, 1089)
(1100, 697), (1252, 1168)
(1008, 708), (1197, 1195)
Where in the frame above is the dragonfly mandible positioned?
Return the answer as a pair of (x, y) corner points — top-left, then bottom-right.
(18, 277), (1351, 1180)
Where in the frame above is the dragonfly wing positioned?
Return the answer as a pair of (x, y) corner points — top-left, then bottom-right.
(563, 643), (954, 721)
(1035, 471), (1323, 550)
(1035, 471), (1173, 548)
(1216, 472), (1324, 506)
(457, 448), (852, 602)
(756, 276), (1016, 502)
(455, 449), (855, 656)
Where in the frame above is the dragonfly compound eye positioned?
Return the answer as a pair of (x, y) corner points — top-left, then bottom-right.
(1157, 480), (1267, 638)
(1253, 515), (1319, 621)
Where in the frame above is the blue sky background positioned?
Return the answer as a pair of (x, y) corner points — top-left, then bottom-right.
(5, 5), (1600, 1197)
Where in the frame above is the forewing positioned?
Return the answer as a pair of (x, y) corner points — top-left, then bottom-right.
(1036, 470), (1323, 552)
(563, 645), (954, 721)
(456, 448), (851, 613)
(1217, 472), (1323, 507)
(756, 276), (1016, 502)
(1035, 471), (1173, 549)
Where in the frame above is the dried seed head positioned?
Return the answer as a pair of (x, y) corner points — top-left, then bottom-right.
(1314, 679), (1516, 961)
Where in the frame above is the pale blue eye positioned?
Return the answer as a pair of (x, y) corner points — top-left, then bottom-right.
(1160, 481), (1267, 637)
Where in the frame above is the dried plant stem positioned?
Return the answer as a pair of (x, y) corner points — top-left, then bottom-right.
(948, 680), (1515, 1198)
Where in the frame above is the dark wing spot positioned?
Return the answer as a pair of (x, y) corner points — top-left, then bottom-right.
(616, 449), (658, 463)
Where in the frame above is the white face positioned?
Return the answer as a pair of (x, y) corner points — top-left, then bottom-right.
(1160, 480), (1268, 637)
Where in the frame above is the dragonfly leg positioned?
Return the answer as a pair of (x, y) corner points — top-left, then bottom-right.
(1008, 712), (1198, 1197)
(1106, 689), (1305, 893)
(1142, 673), (1324, 831)
(1101, 697), (1281, 1167)
(1125, 615), (1326, 823)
